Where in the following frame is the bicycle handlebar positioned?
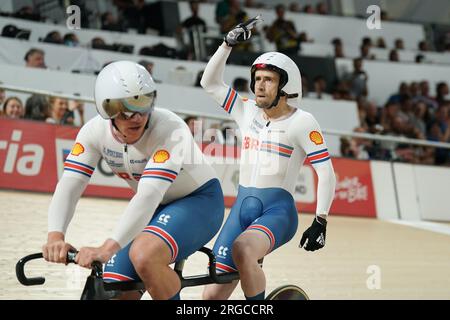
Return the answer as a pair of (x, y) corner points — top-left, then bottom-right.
(16, 251), (105, 286)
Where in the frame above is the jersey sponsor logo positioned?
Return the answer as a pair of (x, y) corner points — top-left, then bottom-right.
(130, 158), (148, 164)
(309, 131), (324, 145)
(71, 142), (85, 156)
(153, 150), (170, 163)
(103, 147), (122, 158)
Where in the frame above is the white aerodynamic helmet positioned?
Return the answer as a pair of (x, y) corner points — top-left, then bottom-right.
(94, 60), (157, 119)
(250, 52), (302, 108)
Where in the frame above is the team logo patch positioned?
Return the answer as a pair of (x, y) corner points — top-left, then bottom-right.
(309, 131), (324, 145)
(71, 143), (85, 156)
(242, 97), (249, 102)
(153, 150), (170, 163)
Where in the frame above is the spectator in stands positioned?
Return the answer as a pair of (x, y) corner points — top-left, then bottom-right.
(42, 31), (64, 45)
(435, 82), (449, 106)
(216, 0), (233, 31)
(364, 101), (382, 134)
(14, 5), (41, 21)
(398, 95), (414, 124)
(415, 80), (438, 110)
(298, 32), (314, 45)
(266, 4), (300, 55)
(66, 95), (85, 127)
(380, 101), (400, 134)
(303, 5), (314, 14)
(376, 37), (386, 48)
(113, 0), (147, 34)
(216, 0), (245, 33)
(91, 37), (107, 49)
(394, 38), (405, 50)
(232, 77), (250, 93)
(389, 49), (399, 62)
(340, 127), (373, 160)
(63, 33), (80, 47)
(24, 94), (50, 121)
(137, 60), (161, 83)
(362, 37), (373, 48)
(46, 96), (71, 125)
(0, 88), (5, 106)
(418, 40), (430, 52)
(24, 48), (46, 69)
(409, 82), (420, 99)
(410, 101), (429, 137)
(288, 2), (301, 12)
(385, 115), (419, 163)
(309, 76), (332, 100)
(177, 1), (208, 59)
(316, 2), (329, 15)
(332, 38), (345, 58)
(182, 1), (207, 33)
(216, 0), (254, 52)
(332, 80), (353, 101)
(346, 58), (368, 99)
(415, 54), (425, 64)
(2, 97), (24, 119)
(387, 82), (409, 104)
(101, 12), (125, 32)
(427, 105), (450, 164)
(184, 116), (198, 136)
(244, 0), (265, 9)
(360, 43), (375, 60)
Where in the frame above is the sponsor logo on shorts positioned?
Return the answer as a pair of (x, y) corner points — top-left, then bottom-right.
(218, 246), (229, 257)
(158, 214), (171, 225)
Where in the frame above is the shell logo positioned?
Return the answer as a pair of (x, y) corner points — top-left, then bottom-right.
(153, 150), (170, 163)
(309, 131), (324, 145)
(71, 143), (85, 156)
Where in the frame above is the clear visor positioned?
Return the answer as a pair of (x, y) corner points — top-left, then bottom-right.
(102, 92), (156, 119)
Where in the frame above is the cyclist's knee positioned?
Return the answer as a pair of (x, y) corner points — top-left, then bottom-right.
(232, 239), (255, 265)
(129, 236), (169, 273)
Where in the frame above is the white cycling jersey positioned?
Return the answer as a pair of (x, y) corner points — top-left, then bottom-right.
(201, 44), (336, 216)
(48, 108), (217, 247)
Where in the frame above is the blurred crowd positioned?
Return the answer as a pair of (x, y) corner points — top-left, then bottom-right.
(0, 87), (85, 127)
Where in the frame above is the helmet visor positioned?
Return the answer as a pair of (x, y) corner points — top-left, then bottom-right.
(101, 91), (156, 119)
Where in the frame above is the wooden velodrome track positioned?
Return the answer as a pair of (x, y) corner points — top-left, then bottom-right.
(1, 189), (449, 300)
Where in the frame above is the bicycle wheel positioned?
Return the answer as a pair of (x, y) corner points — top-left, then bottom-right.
(266, 284), (309, 300)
